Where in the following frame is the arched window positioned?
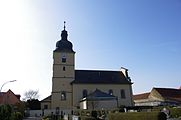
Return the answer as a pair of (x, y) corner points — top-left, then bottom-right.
(82, 89), (88, 98)
(109, 89), (113, 95)
(61, 91), (66, 100)
(121, 89), (126, 99)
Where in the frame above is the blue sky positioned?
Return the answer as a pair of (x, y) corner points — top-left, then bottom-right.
(0, 0), (180, 100)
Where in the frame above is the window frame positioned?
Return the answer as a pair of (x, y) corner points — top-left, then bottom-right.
(61, 91), (66, 100)
(44, 105), (48, 109)
(120, 89), (126, 99)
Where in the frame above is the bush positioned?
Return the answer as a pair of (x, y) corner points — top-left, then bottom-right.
(80, 116), (96, 120)
(0, 105), (24, 120)
(170, 108), (181, 118)
(0, 105), (13, 120)
(91, 110), (97, 118)
(109, 111), (166, 120)
(11, 112), (23, 120)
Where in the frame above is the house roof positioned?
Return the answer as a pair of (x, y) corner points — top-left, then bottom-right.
(0, 89), (21, 105)
(133, 92), (150, 100)
(133, 87), (181, 103)
(41, 95), (51, 102)
(82, 89), (117, 101)
(72, 70), (132, 84)
(153, 88), (181, 102)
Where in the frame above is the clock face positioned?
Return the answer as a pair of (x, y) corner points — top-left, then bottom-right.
(62, 53), (66, 58)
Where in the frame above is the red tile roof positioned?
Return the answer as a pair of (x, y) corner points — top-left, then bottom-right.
(133, 92), (150, 100)
(0, 89), (21, 105)
(154, 88), (181, 102)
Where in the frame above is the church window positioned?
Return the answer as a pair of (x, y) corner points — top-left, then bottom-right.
(82, 89), (88, 98)
(63, 66), (66, 71)
(109, 89), (113, 95)
(61, 91), (66, 100)
(121, 89), (126, 99)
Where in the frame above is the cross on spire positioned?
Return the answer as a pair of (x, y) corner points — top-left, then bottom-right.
(64, 21), (66, 30)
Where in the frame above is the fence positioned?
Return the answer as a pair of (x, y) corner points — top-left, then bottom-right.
(27, 109), (72, 117)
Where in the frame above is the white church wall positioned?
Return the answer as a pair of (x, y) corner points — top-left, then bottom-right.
(72, 84), (133, 109)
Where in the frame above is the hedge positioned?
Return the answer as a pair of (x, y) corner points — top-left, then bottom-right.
(80, 116), (96, 120)
(152, 106), (181, 118)
(109, 111), (167, 120)
(0, 105), (23, 120)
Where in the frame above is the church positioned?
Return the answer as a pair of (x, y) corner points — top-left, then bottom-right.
(41, 23), (134, 111)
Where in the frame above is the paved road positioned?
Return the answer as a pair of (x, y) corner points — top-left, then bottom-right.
(23, 117), (42, 120)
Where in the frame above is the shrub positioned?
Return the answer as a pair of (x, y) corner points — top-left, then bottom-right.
(109, 111), (166, 120)
(170, 108), (181, 118)
(0, 104), (13, 120)
(80, 116), (96, 120)
(11, 112), (23, 120)
(91, 110), (97, 118)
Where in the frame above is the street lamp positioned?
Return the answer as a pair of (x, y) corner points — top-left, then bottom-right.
(0, 80), (17, 93)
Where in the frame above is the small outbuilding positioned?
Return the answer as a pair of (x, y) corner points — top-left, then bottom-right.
(80, 89), (118, 110)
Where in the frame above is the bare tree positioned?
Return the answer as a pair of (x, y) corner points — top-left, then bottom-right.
(23, 90), (40, 101)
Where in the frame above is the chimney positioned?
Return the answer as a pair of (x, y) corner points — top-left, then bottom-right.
(121, 67), (131, 81)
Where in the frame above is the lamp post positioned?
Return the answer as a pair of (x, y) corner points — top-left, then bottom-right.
(0, 80), (17, 93)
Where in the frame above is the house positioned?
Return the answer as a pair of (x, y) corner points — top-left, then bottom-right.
(41, 23), (134, 111)
(0, 89), (21, 105)
(133, 87), (181, 106)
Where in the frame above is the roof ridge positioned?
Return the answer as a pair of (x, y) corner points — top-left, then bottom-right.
(75, 69), (120, 72)
(154, 87), (180, 90)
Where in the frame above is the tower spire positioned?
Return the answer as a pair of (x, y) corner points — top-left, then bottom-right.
(64, 21), (66, 30)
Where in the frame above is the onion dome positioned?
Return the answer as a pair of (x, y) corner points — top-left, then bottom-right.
(54, 21), (75, 53)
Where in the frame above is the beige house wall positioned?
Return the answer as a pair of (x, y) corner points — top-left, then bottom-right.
(51, 78), (73, 109)
(51, 52), (75, 109)
(53, 52), (75, 78)
(72, 84), (133, 109)
(51, 92), (72, 109)
(53, 52), (74, 65)
(149, 89), (164, 101)
(41, 102), (51, 109)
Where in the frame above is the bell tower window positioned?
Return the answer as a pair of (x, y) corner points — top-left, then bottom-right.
(62, 54), (66, 63)
(61, 91), (66, 100)
(62, 57), (66, 63)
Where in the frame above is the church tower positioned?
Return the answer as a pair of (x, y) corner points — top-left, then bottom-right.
(51, 22), (75, 109)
